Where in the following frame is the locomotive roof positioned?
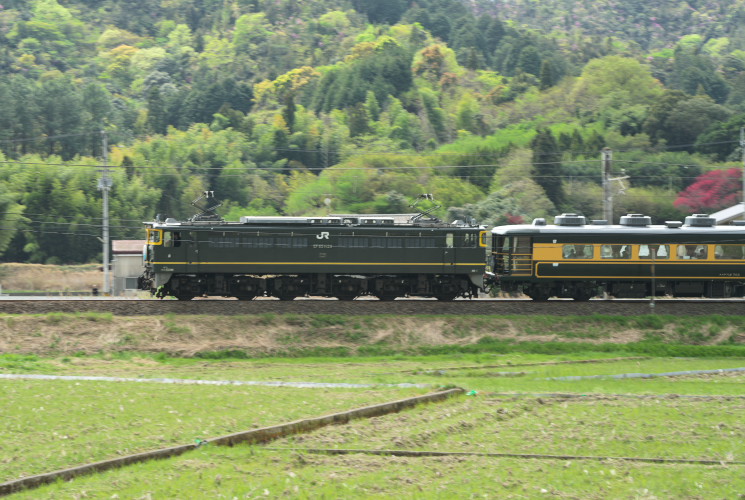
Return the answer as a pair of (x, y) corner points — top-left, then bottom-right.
(492, 214), (745, 242)
(147, 214), (480, 229)
(492, 223), (745, 235)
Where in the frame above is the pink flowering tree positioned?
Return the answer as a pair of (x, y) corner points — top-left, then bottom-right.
(674, 168), (742, 213)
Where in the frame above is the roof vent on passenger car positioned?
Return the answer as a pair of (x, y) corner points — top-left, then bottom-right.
(684, 214), (716, 227)
(554, 213), (586, 226)
(733, 220), (745, 226)
(665, 221), (683, 228)
(532, 218), (546, 226)
(619, 214), (651, 226)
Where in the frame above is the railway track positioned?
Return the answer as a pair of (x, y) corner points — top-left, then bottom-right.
(0, 298), (743, 316)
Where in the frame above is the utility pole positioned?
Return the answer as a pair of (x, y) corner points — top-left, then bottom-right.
(602, 147), (613, 223)
(741, 127), (745, 221)
(98, 130), (112, 295)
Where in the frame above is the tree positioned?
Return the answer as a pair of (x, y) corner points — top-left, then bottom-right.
(695, 113), (745, 161)
(663, 96), (731, 151)
(531, 129), (564, 206)
(670, 48), (729, 104)
(571, 55), (663, 118)
(351, 0), (409, 25)
(674, 168), (742, 213)
(0, 182), (24, 256)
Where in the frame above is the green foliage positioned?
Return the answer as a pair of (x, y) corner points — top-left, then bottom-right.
(3, 0), (745, 262)
(531, 128), (564, 206)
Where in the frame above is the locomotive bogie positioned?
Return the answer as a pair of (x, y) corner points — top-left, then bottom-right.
(145, 271), (477, 301)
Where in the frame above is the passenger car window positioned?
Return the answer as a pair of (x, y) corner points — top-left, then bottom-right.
(563, 244), (593, 259)
(601, 244), (631, 259)
(676, 244), (708, 260)
(715, 245), (745, 259)
(639, 244), (670, 260)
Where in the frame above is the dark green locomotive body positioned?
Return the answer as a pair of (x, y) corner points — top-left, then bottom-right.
(141, 215), (488, 300)
(491, 213), (745, 300)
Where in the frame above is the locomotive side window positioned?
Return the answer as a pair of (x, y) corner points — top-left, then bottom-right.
(446, 233), (454, 248)
(676, 244), (708, 260)
(462, 233), (478, 247)
(714, 245), (745, 259)
(600, 244), (631, 259)
(255, 237), (272, 248)
(339, 237), (368, 248)
(406, 237), (435, 248)
(563, 244), (594, 259)
(639, 244), (669, 259)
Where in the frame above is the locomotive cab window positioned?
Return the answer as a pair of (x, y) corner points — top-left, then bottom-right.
(563, 244), (594, 259)
(479, 231), (489, 247)
(600, 244), (630, 259)
(147, 228), (162, 245)
(164, 231), (181, 247)
(639, 244), (669, 259)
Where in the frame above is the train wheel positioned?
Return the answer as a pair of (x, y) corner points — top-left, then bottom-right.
(435, 294), (456, 301)
(376, 294), (397, 301)
(573, 290), (595, 301)
(175, 294), (195, 301)
(525, 289), (550, 302)
(336, 295), (356, 301)
(235, 295), (256, 301)
(277, 295), (297, 301)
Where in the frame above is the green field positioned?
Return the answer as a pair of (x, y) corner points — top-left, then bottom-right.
(2, 348), (744, 499)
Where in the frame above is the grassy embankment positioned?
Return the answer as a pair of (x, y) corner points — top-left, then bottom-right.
(1, 311), (744, 358)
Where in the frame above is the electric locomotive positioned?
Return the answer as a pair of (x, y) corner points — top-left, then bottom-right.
(491, 213), (745, 300)
(140, 209), (488, 301)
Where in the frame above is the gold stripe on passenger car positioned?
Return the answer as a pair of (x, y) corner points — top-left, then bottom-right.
(153, 262), (484, 266)
(534, 261), (745, 279)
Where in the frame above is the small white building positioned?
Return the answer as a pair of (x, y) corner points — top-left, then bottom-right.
(710, 204), (745, 225)
(112, 240), (146, 296)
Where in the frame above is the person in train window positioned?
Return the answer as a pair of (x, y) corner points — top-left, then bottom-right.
(563, 245), (576, 258)
(693, 245), (707, 259)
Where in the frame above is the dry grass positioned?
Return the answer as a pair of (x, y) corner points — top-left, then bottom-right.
(0, 263), (101, 292)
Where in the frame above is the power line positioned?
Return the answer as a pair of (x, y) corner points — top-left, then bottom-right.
(0, 130), (103, 144)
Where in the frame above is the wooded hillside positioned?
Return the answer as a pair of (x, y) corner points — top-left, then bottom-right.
(2, 0), (745, 263)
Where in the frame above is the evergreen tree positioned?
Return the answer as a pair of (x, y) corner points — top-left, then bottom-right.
(531, 129), (564, 206)
(539, 60), (554, 90)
